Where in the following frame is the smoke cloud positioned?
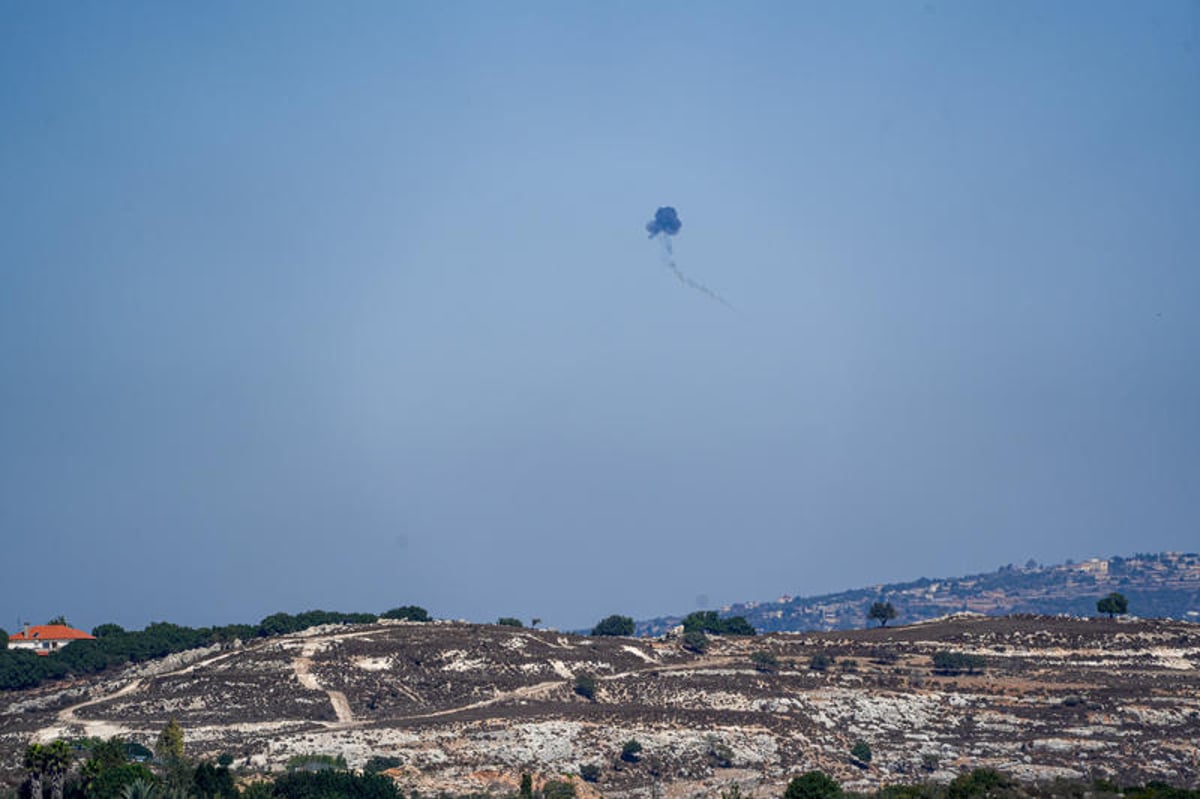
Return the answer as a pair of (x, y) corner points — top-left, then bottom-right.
(644, 206), (733, 310)
(645, 206), (682, 238)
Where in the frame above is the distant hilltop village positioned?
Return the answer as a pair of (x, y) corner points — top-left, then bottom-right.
(639, 551), (1200, 635)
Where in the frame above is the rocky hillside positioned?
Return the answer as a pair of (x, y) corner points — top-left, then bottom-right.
(2, 615), (1198, 796)
(639, 552), (1200, 635)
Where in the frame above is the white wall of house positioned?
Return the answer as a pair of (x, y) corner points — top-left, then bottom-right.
(9, 638), (71, 653)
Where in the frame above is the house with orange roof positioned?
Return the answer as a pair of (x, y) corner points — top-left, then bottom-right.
(7, 624), (95, 655)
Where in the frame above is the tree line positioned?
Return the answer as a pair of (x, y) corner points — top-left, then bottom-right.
(0, 606), (430, 692)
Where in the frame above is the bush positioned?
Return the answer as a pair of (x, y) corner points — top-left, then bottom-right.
(591, 615), (635, 636)
(784, 771), (842, 799)
(750, 650), (779, 672)
(574, 673), (597, 701)
(497, 617), (524, 628)
(620, 739), (643, 763)
(850, 740), (872, 766)
(682, 630), (709, 654)
(708, 741), (735, 768)
(285, 753), (347, 772)
(931, 651), (985, 675)
(579, 763), (601, 782)
(869, 648), (899, 665)
(809, 652), (834, 672)
(946, 768), (1014, 799)
(363, 755), (402, 774)
(380, 606), (431, 622)
(542, 780), (577, 799)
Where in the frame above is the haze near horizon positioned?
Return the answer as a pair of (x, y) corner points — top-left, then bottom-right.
(2, 2), (1197, 633)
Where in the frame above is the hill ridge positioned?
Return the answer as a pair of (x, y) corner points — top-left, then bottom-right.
(637, 551), (1200, 635)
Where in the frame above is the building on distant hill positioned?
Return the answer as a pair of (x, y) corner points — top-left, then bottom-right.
(7, 624), (95, 655)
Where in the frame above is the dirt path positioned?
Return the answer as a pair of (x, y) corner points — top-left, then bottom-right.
(292, 644), (354, 723)
(327, 691), (354, 723)
(38, 646), (248, 742)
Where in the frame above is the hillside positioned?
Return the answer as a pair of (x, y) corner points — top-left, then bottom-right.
(638, 552), (1200, 636)
(3, 615), (1199, 796)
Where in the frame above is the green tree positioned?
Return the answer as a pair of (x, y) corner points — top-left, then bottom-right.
(519, 773), (533, 799)
(47, 615), (68, 626)
(92, 623), (126, 638)
(193, 760), (237, 798)
(579, 764), (601, 783)
(380, 606), (430, 622)
(88, 762), (157, 799)
(868, 601), (897, 627)
(849, 741), (872, 766)
(808, 652), (834, 672)
(90, 737), (130, 771)
(783, 771), (842, 799)
(44, 740), (73, 799)
(497, 617), (524, 627)
(1097, 592), (1128, 618)
(0, 649), (50, 689)
(271, 770), (402, 799)
(1, 627), (8, 649)
(24, 743), (47, 799)
(591, 615), (635, 636)
(750, 650), (779, 672)
(620, 740), (643, 763)
(681, 611), (755, 636)
(155, 719), (184, 761)
(720, 616), (757, 635)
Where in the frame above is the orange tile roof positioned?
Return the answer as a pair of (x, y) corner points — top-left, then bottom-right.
(8, 624), (95, 642)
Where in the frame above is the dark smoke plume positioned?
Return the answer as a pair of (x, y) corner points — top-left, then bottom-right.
(644, 206), (733, 310)
(646, 206), (682, 238)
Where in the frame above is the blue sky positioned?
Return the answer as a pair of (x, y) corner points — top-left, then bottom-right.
(2, 1), (1198, 632)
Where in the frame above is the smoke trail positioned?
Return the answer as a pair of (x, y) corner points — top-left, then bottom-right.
(659, 239), (735, 310)
(645, 206), (733, 310)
